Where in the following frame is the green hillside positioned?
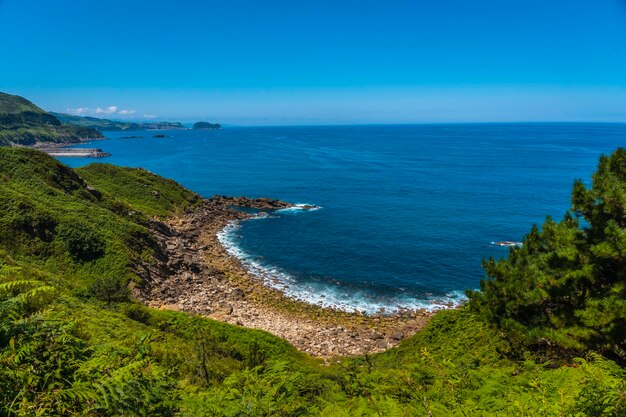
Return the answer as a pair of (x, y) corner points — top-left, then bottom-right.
(52, 112), (188, 131)
(0, 92), (103, 146)
(0, 92), (47, 114)
(0, 147), (624, 416)
(51, 112), (143, 131)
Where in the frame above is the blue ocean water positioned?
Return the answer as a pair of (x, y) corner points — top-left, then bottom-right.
(61, 124), (626, 313)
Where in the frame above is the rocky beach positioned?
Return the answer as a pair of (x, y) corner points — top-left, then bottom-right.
(136, 196), (434, 358)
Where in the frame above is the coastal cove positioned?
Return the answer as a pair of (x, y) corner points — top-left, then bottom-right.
(136, 196), (433, 357)
(60, 123), (626, 313)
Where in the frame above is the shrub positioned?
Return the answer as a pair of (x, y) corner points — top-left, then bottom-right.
(88, 274), (130, 306)
(124, 303), (152, 324)
(58, 222), (105, 262)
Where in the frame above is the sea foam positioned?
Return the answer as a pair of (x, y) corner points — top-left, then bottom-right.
(275, 203), (323, 214)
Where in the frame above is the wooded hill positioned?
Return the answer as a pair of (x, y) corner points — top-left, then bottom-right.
(0, 92), (102, 146)
(51, 112), (187, 131)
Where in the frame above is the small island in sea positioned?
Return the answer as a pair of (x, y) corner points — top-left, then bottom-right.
(193, 121), (222, 130)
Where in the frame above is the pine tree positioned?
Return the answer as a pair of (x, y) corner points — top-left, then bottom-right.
(468, 148), (626, 362)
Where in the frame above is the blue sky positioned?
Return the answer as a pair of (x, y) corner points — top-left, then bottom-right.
(1, 0), (626, 125)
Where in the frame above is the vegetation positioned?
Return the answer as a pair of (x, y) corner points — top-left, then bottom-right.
(0, 146), (624, 416)
(0, 92), (102, 146)
(193, 121), (222, 130)
(52, 112), (188, 131)
(76, 163), (202, 217)
(468, 148), (626, 364)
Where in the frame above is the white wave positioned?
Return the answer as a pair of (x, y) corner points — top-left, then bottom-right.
(491, 241), (523, 247)
(276, 203), (323, 214)
(217, 217), (467, 314)
(250, 212), (279, 220)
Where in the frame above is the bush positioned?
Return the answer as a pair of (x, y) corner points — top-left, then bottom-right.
(58, 222), (105, 262)
(124, 303), (152, 324)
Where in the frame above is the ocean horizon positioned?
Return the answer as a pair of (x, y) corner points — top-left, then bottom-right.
(61, 122), (626, 313)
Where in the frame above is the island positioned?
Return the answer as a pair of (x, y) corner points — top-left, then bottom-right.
(193, 121), (222, 130)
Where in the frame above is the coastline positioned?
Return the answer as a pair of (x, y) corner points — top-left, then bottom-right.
(30, 136), (110, 157)
(137, 196), (436, 357)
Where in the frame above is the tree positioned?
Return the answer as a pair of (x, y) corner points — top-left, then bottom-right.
(58, 222), (105, 262)
(468, 148), (626, 362)
(88, 274), (130, 306)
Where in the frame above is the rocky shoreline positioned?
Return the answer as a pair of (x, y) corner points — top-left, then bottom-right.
(136, 196), (435, 358)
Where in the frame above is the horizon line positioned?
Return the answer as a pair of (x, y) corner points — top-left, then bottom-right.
(115, 120), (626, 128)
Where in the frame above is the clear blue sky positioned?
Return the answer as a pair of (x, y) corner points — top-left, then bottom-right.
(1, 0), (626, 125)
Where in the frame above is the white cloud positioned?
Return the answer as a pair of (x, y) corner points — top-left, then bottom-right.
(117, 109), (136, 115)
(143, 114), (157, 119)
(95, 106), (118, 114)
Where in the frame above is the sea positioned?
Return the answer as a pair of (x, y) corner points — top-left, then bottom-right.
(60, 123), (626, 313)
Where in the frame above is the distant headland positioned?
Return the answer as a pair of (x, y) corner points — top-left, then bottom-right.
(52, 112), (188, 132)
(0, 91), (223, 150)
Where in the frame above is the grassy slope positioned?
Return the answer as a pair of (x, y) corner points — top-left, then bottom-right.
(77, 163), (202, 217)
(0, 92), (47, 114)
(0, 148), (314, 414)
(0, 147), (158, 287)
(0, 92), (102, 145)
(0, 148), (623, 416)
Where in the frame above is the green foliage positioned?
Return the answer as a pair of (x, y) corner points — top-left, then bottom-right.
(0, 258), (306, 416)
(469, 148), (626, 362)
(124, 303), (152, 324)
(0, 92), (102, 146)
(58, 222), (106, 262)
(0, 147), (195, 291)
(570, 353), (626, 417)
(77, 163), (202, 217)
(88, 274), (131, 306)
(0, 92), (48, 114)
